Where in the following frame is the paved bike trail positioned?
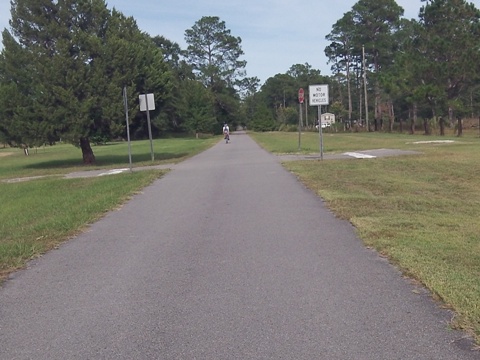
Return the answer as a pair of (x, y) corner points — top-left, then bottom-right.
(0, 132), (477, 359)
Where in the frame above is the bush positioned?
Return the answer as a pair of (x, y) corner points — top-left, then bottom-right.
(249, 117), (276, 132)
(91, 134), (110, 145)
(278, 124), (298, 132)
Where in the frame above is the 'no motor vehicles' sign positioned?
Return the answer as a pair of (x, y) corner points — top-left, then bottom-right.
(309, 85), (329, 106)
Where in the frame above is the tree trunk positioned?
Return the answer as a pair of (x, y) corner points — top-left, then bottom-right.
(439, 116), (445, 136)
(423, 118), (430, 135)
(346, 61), (352, 123)
(359, 86), (363, 128)
(411, 104), (417, 135)
(457, 117), (463, 137)
(374, 53), (381, 132)
(80, 137), (96, 164)
(389, 101), (394, 132)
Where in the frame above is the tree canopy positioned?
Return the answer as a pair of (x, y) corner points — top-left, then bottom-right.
(1, 0), (170, 163)
(322, 0), (480, 133)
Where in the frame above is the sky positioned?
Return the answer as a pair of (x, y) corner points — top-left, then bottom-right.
(1, 0), (477, 85)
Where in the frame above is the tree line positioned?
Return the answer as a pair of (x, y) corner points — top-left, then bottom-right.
(0, 0), (478, 163)
(246, 0), (480, 135)
(323, 0), (480, 135)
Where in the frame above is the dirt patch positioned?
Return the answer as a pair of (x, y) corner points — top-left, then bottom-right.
(278, 149), (421, 161)
(0, 152), (14, 157)
(411, 140), (455, 144)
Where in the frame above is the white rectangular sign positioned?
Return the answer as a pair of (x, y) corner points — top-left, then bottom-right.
(139, 93), (155, 111)
(309, 84), (329, 106)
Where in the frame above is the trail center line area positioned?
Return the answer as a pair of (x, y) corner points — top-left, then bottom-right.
(0, 132), (477, 360)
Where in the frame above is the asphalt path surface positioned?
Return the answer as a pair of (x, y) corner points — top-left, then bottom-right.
(0, 133), (477, 359)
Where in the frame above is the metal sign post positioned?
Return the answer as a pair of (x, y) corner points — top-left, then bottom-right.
(123, 86), (133, 172)
(139, 93), (155, 161)
(309, 84), (329, 160)
(298, 88), (304, 151)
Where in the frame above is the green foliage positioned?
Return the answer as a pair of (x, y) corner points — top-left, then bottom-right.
(276, 106), (298, 125)
(184, 16), (248, 130)
(248, 102), (276, 132)
(185, 16), (246, 89)
(329, 101), (347, 121)
(418, 0), (480, 120)
(260, 74), (298, 111)
(351, 0), (404, 70)
(321, 0), (480, 134)
(1, 0), (171, 162)
(278, 124), (298, 132)
(150, 35), (195, 132)
(182, 80), (217, 133)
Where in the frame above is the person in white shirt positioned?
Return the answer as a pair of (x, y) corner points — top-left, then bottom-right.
(223, 123), (230, 142)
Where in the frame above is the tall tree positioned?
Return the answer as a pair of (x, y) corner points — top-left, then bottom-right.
(184, 16), (247, 128)
(181, 79), (216, 134)
(151, 35), (194, 132)
(260, 73), (297, 114)
(325, 12), (356, 123)
(350, 0), (404, 130)
(184, 16), (246, 89)
(418, 0), (480, 136)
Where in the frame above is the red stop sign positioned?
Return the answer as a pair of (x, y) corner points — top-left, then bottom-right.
(298, 88), (304, 104)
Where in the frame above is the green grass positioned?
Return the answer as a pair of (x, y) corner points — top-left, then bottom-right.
(0, 171), (164, 277)
(250, 129), (478, 155)
(251, 130), (480, 341)
(0, 136), (218, 280)
(0, 137), (218, 180)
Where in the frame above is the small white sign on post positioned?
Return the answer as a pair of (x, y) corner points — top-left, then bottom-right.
(139, 93), (155, 161)
(139, 93), (155, 111)
(309, 84), (329, 161)
(309, 85), (329, 106)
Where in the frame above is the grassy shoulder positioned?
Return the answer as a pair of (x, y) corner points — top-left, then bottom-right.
(0, 171), (165, 280)
(251, 130), (480, 342)
(0, 136), (218, 180)
(0, 136), (218, 282)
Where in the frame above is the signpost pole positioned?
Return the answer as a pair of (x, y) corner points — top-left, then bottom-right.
(298, 102), (302, 150)
(144, 93), (154, 161)
(309, 84), (329, 161)
(318, 105), (323, 160)
(298, 88), (304, 151)
(305, 98), (308, 128)
(123, 86), (133, 172)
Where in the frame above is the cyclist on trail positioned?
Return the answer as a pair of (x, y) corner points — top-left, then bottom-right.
(223, 123), (230, 142)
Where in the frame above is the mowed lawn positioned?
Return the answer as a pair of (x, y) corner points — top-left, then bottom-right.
(0, 137), (217, 281)
(250, 129), (480, 342)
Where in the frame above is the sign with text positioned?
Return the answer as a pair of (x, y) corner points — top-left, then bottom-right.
(309, 85), (329, 106)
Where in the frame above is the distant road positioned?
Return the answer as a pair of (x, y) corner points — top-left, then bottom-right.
(0, 132), (477, 359)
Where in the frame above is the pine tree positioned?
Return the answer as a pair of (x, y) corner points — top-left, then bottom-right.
(418, 0), (480, 136)
(1, 0), (171, 163)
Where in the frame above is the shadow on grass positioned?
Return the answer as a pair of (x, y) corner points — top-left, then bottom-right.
(25, 152), (188, 170)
